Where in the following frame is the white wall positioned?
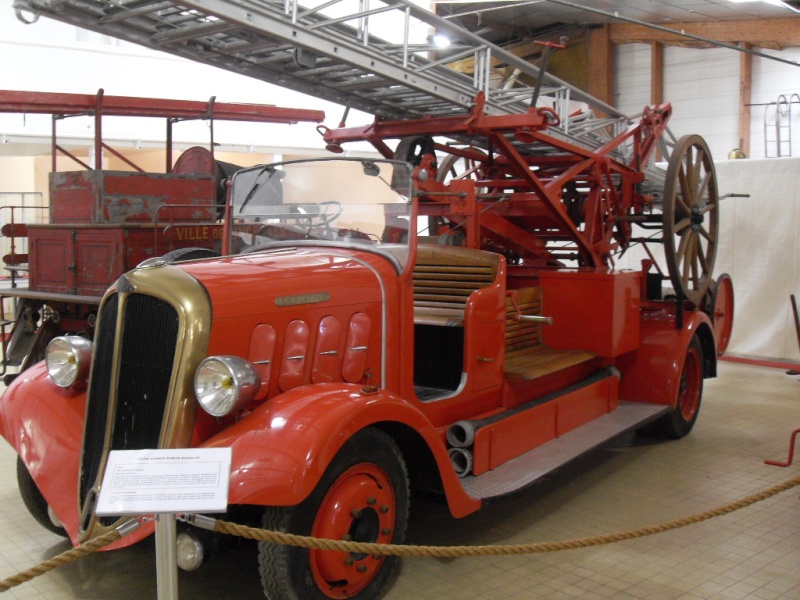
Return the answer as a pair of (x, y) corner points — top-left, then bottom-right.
(615, 42), (800, 361)
(715, 157), (800, 362)
(751, 48), (800, 158)
(615, 43), (800, 161)
(614, 43), (652, 118)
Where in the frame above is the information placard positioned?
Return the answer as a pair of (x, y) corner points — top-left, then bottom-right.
(96, 448), (232, 515)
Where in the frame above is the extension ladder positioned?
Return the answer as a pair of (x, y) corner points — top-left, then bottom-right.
(13, 0), (674, 183)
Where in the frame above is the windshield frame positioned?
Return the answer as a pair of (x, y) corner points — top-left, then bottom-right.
(224, 157), (416, 273)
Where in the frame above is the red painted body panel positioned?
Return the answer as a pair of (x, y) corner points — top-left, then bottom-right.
(471, 373), (617, 475)
(250, 324), (277, 398)
(312, 316), (343, 384)
(49, 171), (215, 224)
(201, 383), (481, 517)
(540, 269), (641, 357)
(27, 225), (216, 295)
(502, 359), (601, 409)
(556, 375), (617, 435)
(0, 364), (153, 550)
(472, 402), (555, 475)
(27, 227), (76, 293)
(617, 307), (714, 406)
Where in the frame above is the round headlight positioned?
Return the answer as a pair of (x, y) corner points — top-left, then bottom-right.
(194, 356), (260, 417)
(45, 336), (93, 388)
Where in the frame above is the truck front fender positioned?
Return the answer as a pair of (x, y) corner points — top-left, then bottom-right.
(202, 383), (481, 516)
(618, 309), (716, 406)
(0, 363), (85, 544)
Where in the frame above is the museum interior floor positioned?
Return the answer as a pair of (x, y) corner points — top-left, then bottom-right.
(0, 360), (797, 600)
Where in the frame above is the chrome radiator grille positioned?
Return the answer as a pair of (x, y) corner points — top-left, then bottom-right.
(79, 292), (180, 518)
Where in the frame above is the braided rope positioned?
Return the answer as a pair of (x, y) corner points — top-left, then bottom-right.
(0, 529), (121, 591)
(213, 473), (800, 558)
(0, 473), (796, 592)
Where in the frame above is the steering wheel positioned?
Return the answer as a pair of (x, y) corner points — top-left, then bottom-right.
(253, 223), (301, 242)
(251, 201), (344, 241)
(311, 201), (344, 227)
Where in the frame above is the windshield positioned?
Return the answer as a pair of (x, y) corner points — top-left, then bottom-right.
(228, 158), (414, 271)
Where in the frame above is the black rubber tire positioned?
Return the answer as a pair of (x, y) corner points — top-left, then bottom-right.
(161, 247), (220, 263)
(259, 428), (409, 600)
(654, 335), (704, 439)
(16, 457), (69, 537)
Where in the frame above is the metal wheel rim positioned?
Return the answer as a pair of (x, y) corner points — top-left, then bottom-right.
(309, 463), (396, 599)
(662, 135), (719, 305)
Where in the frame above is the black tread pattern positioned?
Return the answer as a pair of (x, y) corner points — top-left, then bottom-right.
(16, 457), (68, 537)
(258, 427), (409, 600)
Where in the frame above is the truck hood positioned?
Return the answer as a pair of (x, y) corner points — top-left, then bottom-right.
(174, 246), (388, 320)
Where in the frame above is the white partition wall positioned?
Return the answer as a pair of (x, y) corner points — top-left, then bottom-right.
(716, 157), (800, 362)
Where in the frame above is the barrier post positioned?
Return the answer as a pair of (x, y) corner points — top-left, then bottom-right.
(156, 513), (179, 600)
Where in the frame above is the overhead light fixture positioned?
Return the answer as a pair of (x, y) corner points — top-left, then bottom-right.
(433, 33), (451, 48)
(725, 0), (800, 13)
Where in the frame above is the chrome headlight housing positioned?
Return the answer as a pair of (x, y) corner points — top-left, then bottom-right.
(45, 336), (93, 388)
(194, 356), (260, 417)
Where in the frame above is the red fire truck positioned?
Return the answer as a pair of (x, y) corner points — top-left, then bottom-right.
(0, 95), (733, 600)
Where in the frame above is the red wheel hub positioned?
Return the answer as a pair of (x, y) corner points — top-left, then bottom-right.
(310, 463), (396, 599)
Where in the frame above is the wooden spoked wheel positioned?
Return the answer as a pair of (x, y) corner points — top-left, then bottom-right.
(662, 135), (719, 306)
(436, 153), (484, 184)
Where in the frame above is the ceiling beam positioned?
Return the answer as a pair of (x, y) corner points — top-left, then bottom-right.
(608, 18), (800, 49)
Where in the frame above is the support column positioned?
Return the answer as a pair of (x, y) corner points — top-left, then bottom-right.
(650, 42), (664, 106)
(739, 43), (752, 157)
(651, 42), (664, 160)
(588, 25), (614, 113)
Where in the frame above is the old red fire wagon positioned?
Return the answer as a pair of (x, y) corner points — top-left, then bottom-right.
(0, 86), (734, 599)
(0, 89), (323, 378)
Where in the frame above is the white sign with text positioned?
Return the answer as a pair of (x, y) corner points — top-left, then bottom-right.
(96, 448), (232, 515)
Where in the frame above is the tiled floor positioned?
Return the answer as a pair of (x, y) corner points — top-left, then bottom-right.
(0, 361), (798, 599)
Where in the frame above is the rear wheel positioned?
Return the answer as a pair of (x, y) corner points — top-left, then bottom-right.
(17, 457), (68, 537)
(706, 273), (734, 355)
(656, 336), (704, 439)
(259, 428), (409, 600)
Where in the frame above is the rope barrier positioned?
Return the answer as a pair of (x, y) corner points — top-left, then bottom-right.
(0, 472), (797, 592)
(0, 529), (122, 592)
(210, 472), (800, 557)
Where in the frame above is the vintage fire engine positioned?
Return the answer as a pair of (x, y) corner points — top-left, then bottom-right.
(0, 85), (734, 599)
(0, 89), (323, 378)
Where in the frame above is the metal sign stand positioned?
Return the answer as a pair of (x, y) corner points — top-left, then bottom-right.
(95, 448), (233, 600)
(156, 514), (180, 600)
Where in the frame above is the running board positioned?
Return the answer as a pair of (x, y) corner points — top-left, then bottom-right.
(461, 402), (671, 501)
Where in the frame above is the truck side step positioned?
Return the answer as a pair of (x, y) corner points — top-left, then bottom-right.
(461, 402), (671, 501)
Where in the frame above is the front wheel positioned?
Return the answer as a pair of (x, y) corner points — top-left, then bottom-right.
(259, 428), (409, 600)
(17, 457), (69, 537)
(655, 335), (704, 439)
